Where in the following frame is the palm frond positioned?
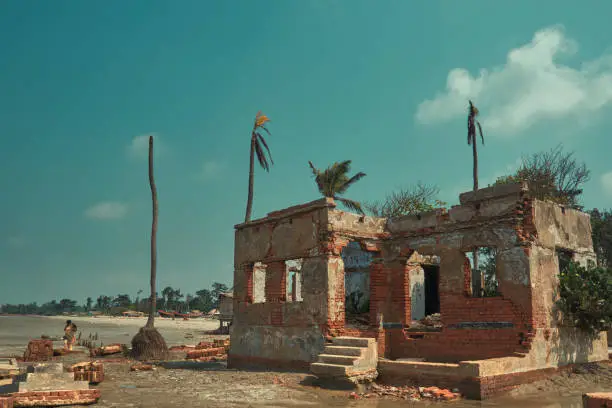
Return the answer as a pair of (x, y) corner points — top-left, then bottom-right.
(257, 132), (274, 165)
(336, 172), (366, 194)
(308, 161), (318, 177)
(254, 139), (269, 171)
(477, 121), (484, 145)
(334, 196), (365, 215)
(327, 161), (352, 196)
(308, 161), (325, 195)
(260, 126), (271, 136)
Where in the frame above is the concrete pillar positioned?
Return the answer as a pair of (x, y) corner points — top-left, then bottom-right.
(265, 261), (287, 302)
(369, 259), (387, 328)
(388, 258), (410, 325)
(291, 273), (297, 302)
(326, 255), (345, 329)
(243, 263), (254, 303)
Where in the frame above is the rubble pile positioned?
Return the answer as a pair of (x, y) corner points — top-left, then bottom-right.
(185, 339), (230, 361)
(349, 383), (460, 401)
(22, 340), (53, 363)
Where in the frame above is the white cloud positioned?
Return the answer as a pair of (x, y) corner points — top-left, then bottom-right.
(199, 160), (223, 181)
(416, 25), (612, 134)
(601, 171), (612, 197)
(127, 134), (162, 159)
(84, 202), (128, 220)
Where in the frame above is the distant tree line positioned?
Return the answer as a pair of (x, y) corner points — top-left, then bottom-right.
(0, 282), (230, 316)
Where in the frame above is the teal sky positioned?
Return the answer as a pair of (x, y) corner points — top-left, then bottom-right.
(1, 1), (612, 305)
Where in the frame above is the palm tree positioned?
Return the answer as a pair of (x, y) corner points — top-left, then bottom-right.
(161, 286), (174, 310)
(467, 101), (484, 296)
(308, 160), (366, 214)
(244, 111), (273, 222)
(467, 100), (484, 191)
(131, 135), (168, 360)
(135, 289), (143, 312)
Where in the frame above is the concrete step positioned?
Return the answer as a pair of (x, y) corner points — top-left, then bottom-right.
(18, 372), (90, 392)
(323, 346), (364, 357)
(332, 337), (373, 348)
(30, 362), (64, 374)
(317, 354), (359, 366)
(310, 362), (349, 377)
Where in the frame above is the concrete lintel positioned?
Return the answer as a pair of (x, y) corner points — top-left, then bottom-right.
(234, 198), (334, 230)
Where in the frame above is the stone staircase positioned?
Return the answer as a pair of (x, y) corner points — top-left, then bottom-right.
(310, 337), (378, 385)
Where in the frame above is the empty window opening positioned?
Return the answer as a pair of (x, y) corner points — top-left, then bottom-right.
(423, 264), (441, 316)
(556, 248), (574, 273)
(252, 262), (267, 303)
(409, 255), (442, 330)
(285, 259), (303, 302)
(341, 242), (373, 327)
(465, 247), (499, 297)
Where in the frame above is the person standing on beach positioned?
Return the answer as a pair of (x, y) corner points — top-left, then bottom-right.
(63, 320), (77, 351)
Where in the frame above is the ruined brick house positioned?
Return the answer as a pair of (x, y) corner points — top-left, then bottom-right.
(228, 182), (608, 399)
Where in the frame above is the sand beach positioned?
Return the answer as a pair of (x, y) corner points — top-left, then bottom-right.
(1, 316), (612, 407)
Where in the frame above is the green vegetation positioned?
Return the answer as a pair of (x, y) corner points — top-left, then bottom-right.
(365, 182), (445, 218)
(590, 208), (612, 269)
(308, 160), (366, 214)
(556, 261), (612, 336)
(494, 144), (590, 210)
(0, 281), (230, 316)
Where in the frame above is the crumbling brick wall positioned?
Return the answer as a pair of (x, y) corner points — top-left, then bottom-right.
(231, 182), (606, 370)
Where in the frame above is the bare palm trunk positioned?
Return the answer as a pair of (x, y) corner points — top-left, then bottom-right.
(146, 136), (158, 329)
(244, 137), (255, 222)
(472, 140), (482, 295)
(472, 138), (479, 191)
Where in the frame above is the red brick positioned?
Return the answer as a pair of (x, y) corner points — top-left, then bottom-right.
(583, 393), (612, 408)
(0, 396), (14, 408)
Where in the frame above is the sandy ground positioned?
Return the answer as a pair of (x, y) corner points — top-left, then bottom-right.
(2, 317), (611, 407)
(45, 351), (612, 408)
(43, 315), (221, 331)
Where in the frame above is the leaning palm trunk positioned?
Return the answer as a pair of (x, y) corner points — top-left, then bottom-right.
(245, 137), (256, 222)
(131, 135), (169, 361)
(472, 139), (479, 191)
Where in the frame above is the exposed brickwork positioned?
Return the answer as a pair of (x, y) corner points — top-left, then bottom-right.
(265, 261), (286, 302)
(583, 392), (612, 408)
(369, 259), (387, 327)
(232, 183), (602, 399)
(22, 340), (53, 362)
(389, 260), (410, 325)
(69, 362), (104, 384)
(186, 347), (227, 359)
(10, 389), (100, 407)
(462, 257), (472, 296)
(387, 293), (531, 361)
(0, 396), (14, 408)
(243, 263), (254, 303)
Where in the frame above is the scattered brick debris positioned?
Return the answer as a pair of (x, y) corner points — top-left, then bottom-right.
(349, 383), (461, 401)
(130, 363), (154, 372)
